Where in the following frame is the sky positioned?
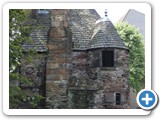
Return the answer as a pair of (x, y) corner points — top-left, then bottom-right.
(96, 4), (147, 23)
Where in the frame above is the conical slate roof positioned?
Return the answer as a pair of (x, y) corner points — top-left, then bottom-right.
(88, 15), (128, 49)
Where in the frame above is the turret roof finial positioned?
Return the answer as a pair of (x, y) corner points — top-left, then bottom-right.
(95, 9), (110, 24)
(104, 9), (108, 17)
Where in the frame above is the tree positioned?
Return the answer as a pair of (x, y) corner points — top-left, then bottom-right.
(9, 9), (44, 108)
(115, 22), (145, 92)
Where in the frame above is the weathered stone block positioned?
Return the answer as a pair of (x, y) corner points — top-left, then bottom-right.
(46, 82), (61, 93)
(48, 44), (58, 50)
(54, 49), (67, 54)
(55, 15), (66, 21)
(56, 58), (66, 63)
(46, 74), (61, 80)
(47, 69), (58, 74)
(51, 10), (68, 15)
(51, 21), (60, 27)
(49, 27), (66, 38)
(63, 21), (68, 27)
(59, 69), (68, 75)
(60, 74), (68, 80)
(47, 63), (59, 69)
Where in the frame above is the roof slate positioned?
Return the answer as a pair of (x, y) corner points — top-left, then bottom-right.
(23, 11), (51, 52)
(68, 9), (100, 50)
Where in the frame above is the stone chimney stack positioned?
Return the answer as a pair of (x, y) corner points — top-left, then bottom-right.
(46, 10), (69, 108)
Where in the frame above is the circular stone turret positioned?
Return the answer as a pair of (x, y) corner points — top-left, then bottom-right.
(86, 10), (129, 109)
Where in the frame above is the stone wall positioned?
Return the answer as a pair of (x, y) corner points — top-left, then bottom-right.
(103, 49), (129, 109)
(66, 48), (129, 109)
(67, 51), (96, 109)
(68, 51), (88, 88)
(87, 48), (129, 109)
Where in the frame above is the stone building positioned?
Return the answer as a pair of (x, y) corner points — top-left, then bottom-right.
(119, 9), (145, 38)
(22, 9), (129, 109)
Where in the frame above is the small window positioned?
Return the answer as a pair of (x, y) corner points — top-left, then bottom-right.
(38, 9), (49, 14)
(72, 42), (74, 49)
(102, 50), (114, 67)
(115, 93), (121, 105)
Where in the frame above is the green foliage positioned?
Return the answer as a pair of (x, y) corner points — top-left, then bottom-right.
(9, 9), (44, 108)
(29, 95), (45, 108)
(115, 22), (145, 92)
(9, 10), (31, 71)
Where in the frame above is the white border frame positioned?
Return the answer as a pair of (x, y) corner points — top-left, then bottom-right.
(3, 2), (151, 115)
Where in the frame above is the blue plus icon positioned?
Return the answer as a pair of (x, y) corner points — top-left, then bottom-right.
(142, 93), (153, 105)
(137, 89), (158, 110)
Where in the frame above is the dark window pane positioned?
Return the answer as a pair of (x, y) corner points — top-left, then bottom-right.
(116, 93), (121, 105)
(102, 50), (114, 67)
